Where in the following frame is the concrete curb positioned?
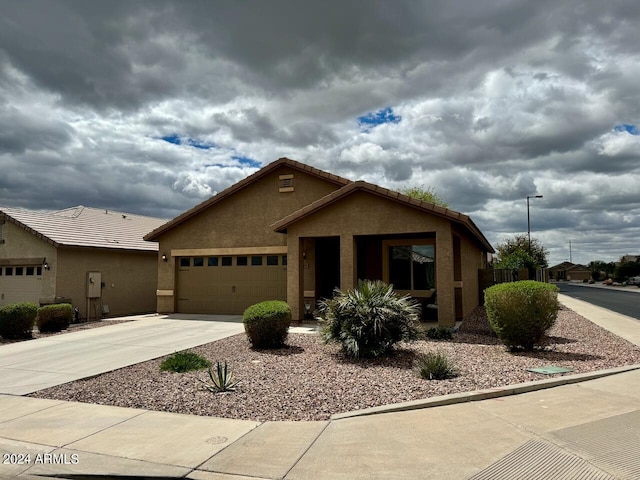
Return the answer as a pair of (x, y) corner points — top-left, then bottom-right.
(330, 364), (640, 420)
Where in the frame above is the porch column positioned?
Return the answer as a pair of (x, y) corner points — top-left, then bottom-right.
(436, 227), (455, 327)
(286, 235), (304, 322)
(340, 234), (356, 291)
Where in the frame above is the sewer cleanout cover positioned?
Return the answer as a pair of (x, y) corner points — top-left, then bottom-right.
(527, 366), (574, 375)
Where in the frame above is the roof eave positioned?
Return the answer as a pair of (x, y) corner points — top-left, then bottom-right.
(1, 212), (60, 248)
(272, 181), (495, 253)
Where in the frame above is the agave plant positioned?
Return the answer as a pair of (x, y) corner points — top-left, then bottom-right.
(199, 361), (240, 393)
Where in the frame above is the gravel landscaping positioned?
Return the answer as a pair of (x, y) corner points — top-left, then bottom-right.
(29, 306), (640, 422)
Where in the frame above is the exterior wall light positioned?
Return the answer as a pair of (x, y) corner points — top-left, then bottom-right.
(161, 254), (168, 262)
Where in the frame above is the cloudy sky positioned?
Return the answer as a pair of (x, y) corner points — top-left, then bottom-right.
(1, 1), (639, 266)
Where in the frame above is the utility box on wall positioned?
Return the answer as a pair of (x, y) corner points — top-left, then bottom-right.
(87, 272), (102, 298)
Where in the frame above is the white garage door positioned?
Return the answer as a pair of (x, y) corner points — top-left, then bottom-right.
(0, 265), (44, 307)
(176, 254), (287, 314)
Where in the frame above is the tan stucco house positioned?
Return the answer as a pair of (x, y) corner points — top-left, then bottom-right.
(0, 206), (166, 319)
(145, 158), (494, 326)
(548, 262), (592, 282)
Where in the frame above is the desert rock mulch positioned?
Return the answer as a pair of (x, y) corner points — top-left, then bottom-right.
(29, 307), (640, 421)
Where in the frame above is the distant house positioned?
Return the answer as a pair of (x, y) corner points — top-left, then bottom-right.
(0, 206), (166, 319)
(548, 261), (592, 282)
(619, 255), (640, 264)
(145, 158), (494, 326)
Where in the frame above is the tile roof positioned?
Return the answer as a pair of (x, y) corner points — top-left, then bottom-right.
(144, 157), (351, 241)
(549, 262), (589, 271)
(271, 180), (495, 253)
(0, 206), (166, 251)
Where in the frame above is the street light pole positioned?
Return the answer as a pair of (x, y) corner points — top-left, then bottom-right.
(527, 195), (543, 253)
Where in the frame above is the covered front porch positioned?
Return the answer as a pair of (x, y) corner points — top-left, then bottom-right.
(286, 231), (461, 326)
(271, 182), (489, 326)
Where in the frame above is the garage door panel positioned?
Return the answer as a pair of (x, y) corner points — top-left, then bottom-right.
(177, 255), (286, 314)
(0, 268), (45, 307)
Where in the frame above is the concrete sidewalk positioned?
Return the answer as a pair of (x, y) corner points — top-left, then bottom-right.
(2, 301), (640, 479)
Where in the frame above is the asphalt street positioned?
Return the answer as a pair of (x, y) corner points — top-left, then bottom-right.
(556, 283), (640, 320)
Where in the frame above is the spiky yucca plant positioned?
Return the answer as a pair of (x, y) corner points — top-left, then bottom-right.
(199, 361), (240, 393)
(318, 280), (420, 358)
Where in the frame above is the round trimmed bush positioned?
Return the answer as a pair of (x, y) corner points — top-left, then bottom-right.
(36, 303), (73, 333)
(243, 300), (291, 349)
(484, 280), (559, 351)
(0, 303), (38, 339)
(318, 280), (420, 358)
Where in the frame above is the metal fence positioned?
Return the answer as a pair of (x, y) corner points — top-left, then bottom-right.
(478, 268), (548, 302)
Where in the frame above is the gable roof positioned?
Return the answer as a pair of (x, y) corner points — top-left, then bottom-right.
(272, 180), (495, 253)
(0, 206), (166, 251)
(549, 262), (589, 271)
(144, 157), (351, 241)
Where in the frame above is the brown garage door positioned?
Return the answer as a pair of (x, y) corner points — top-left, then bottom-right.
(176, 254), (287, 314)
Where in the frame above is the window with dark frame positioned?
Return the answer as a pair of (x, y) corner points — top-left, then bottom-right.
(193, 257), (204, 267)
(266, 255), (278, 266)
(26, 266), (34, 276)
(36, 266), (42, 276)
(251, 256), (263, 266)
(179, 258), (190, 267)
(6, 267), (13, 276)
(208, 257), (218, 267)
(282, 255), (287, 266)
(388, 244), (435, 292)
(236, 256), (248, 266)
(221, 257), (232, 266)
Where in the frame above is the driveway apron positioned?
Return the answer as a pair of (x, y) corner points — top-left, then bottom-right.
(0, 315), (245, 395)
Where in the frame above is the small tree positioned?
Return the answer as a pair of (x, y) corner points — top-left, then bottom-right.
(588, 260), (615, 281)
(401, 186), (448, 208)
(494, 234), (548, 269)
(614, 259), (640, 282)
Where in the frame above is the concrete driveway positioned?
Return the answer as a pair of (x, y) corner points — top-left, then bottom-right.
(0, 314), (244, 395)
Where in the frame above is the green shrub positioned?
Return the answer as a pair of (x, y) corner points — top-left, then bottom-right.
(426, 326), (454, 340)
(243, 300), (291, 349)
(160, 351), (211, 373)
(0, 303), (38, 339)
(484, 281), (559, 351)
(36, 303), (73, 333)
(199, 361), (240, 393)
(415, 351), (459, 380)
(318, 280), (420, 359)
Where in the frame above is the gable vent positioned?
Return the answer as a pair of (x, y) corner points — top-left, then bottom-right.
(279, 174), (294, 192)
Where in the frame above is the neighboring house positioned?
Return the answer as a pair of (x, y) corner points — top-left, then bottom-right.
(619, 255), (640, 264)
(145, 158), (494, 326)
(548, 261), (592, 282)
(0, 206), (166, 319)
